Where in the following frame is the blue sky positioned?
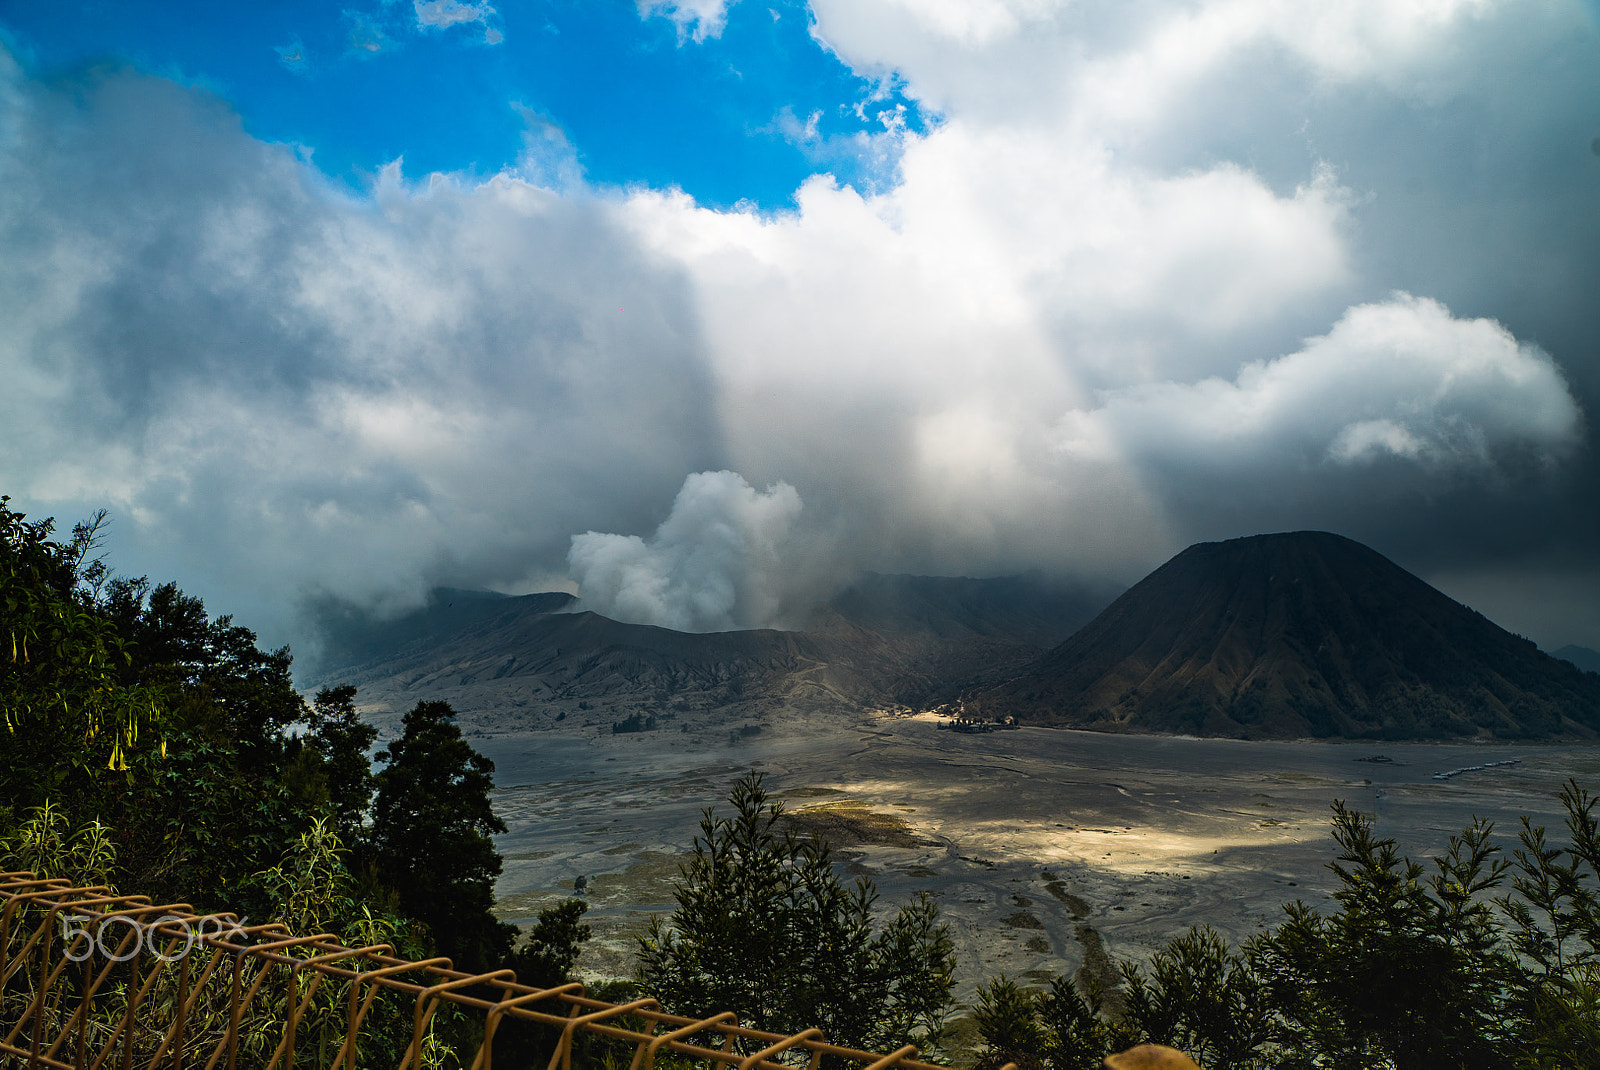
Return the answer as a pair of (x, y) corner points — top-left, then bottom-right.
(3, 0), (1600, 654)
(0, 0), (928, 207)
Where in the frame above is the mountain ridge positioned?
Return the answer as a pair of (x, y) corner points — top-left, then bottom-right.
(307, 538), (1600, 742)
(1553, 644), (1600, 675)
(973, 531), (1600, 740)
(305, 572), (1113, 731)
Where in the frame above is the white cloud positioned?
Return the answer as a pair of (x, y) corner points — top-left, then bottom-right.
(809, 0), (1503, 124)
(0, 63), (716, 637)
(413, 0), (500, 38)
(637, 0), (739, 43)
(274, 38), (311, 75)
(569, 470), (814, 631)
(864, 0), (1063, 46)
(1055, 294), (1582, 474)
(613, 97), (1355, 577)
(1329, 419), (1426, 463)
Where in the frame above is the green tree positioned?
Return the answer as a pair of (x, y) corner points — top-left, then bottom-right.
(971, 972), (1146, 1070)
(1, 497), (167, 808)
(1037, 973), (1119, 1070)
(1120, 927), (1270, 1069)
(637, 773), (955, 1053)
(1, 497), (335, 905)
(101, 576), (304, 773)
(302, 684), (379, 843)
(1250, 802), (1514, 1069)
(104, 725), (307, 905)
(369, 699), (516, 972)
(973, 976), (1047, 1068)
(508, 899), (593, 989)
(1501, 779), (1600, 1068)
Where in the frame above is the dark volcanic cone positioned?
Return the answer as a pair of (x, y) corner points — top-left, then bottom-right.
(975, 532), (1600, 740)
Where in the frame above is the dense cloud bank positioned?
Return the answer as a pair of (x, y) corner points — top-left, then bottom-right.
(3, 0), (1600, 649)
(0, 51), (724, 631)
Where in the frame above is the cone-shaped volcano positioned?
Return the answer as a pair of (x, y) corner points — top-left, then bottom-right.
(977, 532), (1600, 739)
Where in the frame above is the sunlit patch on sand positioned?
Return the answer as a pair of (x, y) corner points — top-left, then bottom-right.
(781, 800), (933, 847)
(484, 711), (1585, 997)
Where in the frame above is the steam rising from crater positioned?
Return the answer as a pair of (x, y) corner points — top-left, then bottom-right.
(569, 471), (818, 632)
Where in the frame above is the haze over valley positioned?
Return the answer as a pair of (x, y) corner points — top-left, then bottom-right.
(306, 531), (1600, 994)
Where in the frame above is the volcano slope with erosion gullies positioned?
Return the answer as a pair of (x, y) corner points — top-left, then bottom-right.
(304, 573), (1114, 737)
(973, 531), (1600, 740)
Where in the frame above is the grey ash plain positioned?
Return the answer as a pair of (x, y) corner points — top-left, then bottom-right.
(467, 708), (1594, 1001)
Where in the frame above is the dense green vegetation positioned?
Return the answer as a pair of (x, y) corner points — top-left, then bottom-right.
(0, 496), (587, 983)
(971, 789), (1600, 1069)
